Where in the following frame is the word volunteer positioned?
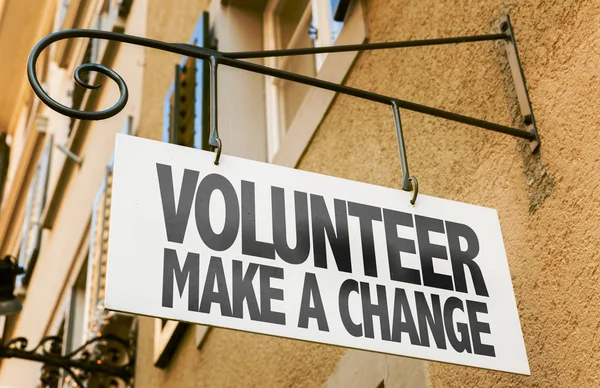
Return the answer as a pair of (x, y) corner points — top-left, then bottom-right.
(156, 163), (495, 358)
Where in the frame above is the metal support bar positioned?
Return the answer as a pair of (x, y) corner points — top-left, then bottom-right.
(217, 56), (536, 142)
(501, 15), (541, 151)
(391, 101), (412, 192)
(209, 56), (222, 164)
(26, 27), (537, 146)
(226, 33), (508, 59)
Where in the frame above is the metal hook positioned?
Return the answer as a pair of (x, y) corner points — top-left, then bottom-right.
(208, 55), (222, 165)
(409, 175), (418, 205)
(391, 100), (419, 205)
(213, 137), (222, 165)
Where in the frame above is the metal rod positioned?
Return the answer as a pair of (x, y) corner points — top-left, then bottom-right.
(209, 56), (222, 164)
(209, 56), (219, 147)
(218, 56), (535, 140)
(226, 33), (508, 59)
(391, 101), (412, 192)
(26, 28), (536, 143)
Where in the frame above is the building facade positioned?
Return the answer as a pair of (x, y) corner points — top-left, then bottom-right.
(0, 0), (599, 387)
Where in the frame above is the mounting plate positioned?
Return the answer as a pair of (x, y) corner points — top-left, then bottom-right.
(502, 15), (541, 152)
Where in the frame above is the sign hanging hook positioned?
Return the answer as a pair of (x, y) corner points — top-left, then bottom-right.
(409, 175), (418, 205)
(208, 56), (222, 165)
(391, 100), (418, 205)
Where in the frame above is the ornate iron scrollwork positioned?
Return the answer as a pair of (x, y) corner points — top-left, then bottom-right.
(0, 333), (134, 387)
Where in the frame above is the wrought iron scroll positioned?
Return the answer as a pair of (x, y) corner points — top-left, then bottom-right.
(0, 334), (134, 387)
(27, 15), (539, 204)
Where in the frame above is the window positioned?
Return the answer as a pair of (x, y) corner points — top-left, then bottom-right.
(264, 0), (344, 143)
(54, 0), (93, 68)
(69, 41), (95, 133)
(16, 135), (53, 292)
(69, 0), (133, 134)
(263, 0), (366, 163)
(163, 11), (213, 150)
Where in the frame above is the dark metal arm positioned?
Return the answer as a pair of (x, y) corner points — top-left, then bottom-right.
(27, 15), (539, 204)
(27, 28), (533, 138)
(225, 33), (508, 58)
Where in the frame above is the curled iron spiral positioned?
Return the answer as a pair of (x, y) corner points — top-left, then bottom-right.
(27, 29), (218, 121)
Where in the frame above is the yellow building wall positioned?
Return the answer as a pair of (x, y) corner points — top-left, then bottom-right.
(136, 0), (599, 387)
(298, 0), (600, 387)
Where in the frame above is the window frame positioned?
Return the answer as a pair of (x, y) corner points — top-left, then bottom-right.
(263, 0), (367, 164)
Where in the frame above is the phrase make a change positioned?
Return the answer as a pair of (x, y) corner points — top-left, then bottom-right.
(156, 163), (495, 358)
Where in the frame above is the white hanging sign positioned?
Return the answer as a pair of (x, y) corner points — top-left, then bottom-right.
(105, 134), (529, 375)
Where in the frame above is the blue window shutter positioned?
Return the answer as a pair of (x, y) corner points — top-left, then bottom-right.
(163, 11), (213, 150)
(162, 83), (174, 143)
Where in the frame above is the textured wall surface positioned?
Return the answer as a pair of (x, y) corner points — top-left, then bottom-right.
(298, 0), (600, 387)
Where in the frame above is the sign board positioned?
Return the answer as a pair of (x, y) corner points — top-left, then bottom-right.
(105, 134), (529, 375)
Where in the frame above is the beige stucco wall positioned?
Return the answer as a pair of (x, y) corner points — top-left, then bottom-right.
(298, 0), (600, 386)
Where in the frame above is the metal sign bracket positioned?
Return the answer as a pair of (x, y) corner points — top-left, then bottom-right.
(25, 14), (540, 205)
